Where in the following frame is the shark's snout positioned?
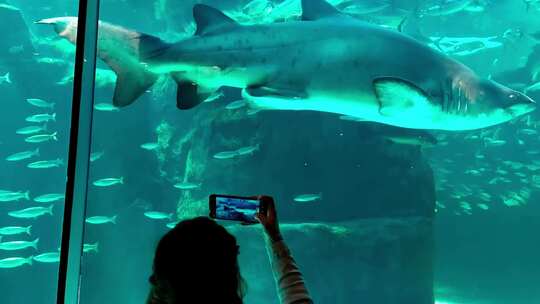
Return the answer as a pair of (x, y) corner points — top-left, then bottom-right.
(36, 17), (78, 42)
(35, 17), (69, 29)
(508, 92), (536, 117)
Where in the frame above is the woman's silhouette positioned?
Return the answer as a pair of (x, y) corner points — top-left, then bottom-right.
(146, 196), (313, 304)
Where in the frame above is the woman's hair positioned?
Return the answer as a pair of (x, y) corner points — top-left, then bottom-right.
(149, 217), (245, 304)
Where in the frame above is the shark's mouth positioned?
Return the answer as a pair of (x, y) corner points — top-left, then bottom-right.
(508, 102), (536, 117)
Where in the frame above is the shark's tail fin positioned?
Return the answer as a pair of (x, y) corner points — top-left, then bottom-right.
(37, 17), (161, 107)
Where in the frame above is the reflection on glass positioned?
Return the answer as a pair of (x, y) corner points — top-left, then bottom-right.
(0, 1), (79, 303)
(33, 0), (540, 303)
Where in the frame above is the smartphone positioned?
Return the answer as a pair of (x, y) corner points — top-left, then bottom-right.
(209, 194), (265, 223)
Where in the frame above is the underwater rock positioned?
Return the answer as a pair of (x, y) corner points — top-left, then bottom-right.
(0, 4), (34, 61)
(160, 109), (436, 221)
(229, 217), (434, 304)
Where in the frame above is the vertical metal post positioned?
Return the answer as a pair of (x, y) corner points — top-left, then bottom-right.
(56, 0), (100, 303)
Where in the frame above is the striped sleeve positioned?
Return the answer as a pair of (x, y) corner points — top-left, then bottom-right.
(266, 238), (314, 304)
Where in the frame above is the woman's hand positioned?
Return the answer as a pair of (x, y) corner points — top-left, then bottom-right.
(255, 195), (283, 242)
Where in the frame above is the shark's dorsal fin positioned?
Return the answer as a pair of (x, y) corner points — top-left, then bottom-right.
(301, 0), (341, 21)
(193, 4), (237, 36)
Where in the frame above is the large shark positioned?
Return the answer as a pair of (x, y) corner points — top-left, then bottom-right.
(38, 0), (535, 131)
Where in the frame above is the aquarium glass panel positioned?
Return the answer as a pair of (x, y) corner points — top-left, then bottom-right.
(0, 1), (80, 303)
(64, 1), (540, 304)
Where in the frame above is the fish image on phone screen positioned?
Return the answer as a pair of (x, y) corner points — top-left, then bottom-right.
(215, 196), (260, 223)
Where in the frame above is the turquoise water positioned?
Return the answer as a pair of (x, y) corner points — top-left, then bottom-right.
(0, 0), (539, 303)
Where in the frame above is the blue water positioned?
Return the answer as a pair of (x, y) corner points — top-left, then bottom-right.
(0, 0), (539, 303)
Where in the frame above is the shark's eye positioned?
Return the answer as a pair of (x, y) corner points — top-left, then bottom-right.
(509, 93), (516, 99)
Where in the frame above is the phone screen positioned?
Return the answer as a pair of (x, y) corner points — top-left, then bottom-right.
(213, 195), (261, 223)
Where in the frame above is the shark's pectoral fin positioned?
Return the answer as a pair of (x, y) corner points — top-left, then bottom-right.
(373, 77), (431, 116)
(172, 73), (218, 110)
(243, 85), (308, 110)
(175, 82), (201, 110)
(174, 83), (214, 111)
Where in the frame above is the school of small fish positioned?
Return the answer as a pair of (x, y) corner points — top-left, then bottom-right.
(0, 94), (96, 269)
(429, 115), (539, 216)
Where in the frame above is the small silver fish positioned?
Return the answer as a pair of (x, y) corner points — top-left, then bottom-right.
(0, 225), (32, 236)
(25, 132), (58, 143)
(166, 221), (179, 229)
(56, 74), (73, 85)
(173, 182), (201, 190)
(338, 2), (390, 15)
(33, 193), (65, 203)
(464, 1), (486, 13)
(143, 211), (173, 220)
(242, 0), (273, 15)
(0, 256), (33, 268)
(26, 98), (55, 109)
(93, 177), (124, 187)
(460, 201), (472, 211)
(85, 215), (117, 224)
(94, 103), (120, 112)
(33, 252), (60, 263)
(8, 205), (53, 219)
(213, 151), (239, 159)
(246, 108), (262, 115)
(8, 45), (24, 54)
(225, 99), (247, 110)
(203, 91), (224, 103)
(484, 138), (506, 147)
(0, 191), (30, 202)
(518, 128), (537, 135)
(36, 57), (65, 65)
(524, 82), (540, 94)
(294, 193), (322, 202)
(478, 192), (492, 202)
(25, 113), (56, 123)
(27, 158), (64, 169)
(90, 151), (104, 162)
(236, 144), (260, 156)
(5, 148), (40, 161)
(384, 133), (438, 147)
(420, 0), (473, 16)
(16, 124), (47, 135)
(83, 242), (99, 253)
(0, 238), (39, 251)
(0, 72), (11, 85)
(140, 142), (159, 150)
